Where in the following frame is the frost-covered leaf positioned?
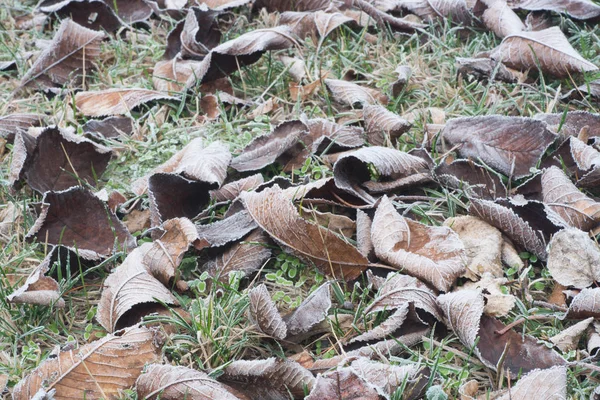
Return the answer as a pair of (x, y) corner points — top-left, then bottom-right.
(477, 0), (525, 38)
(83, 115), (134, 139)
(549, 318), (594, 352)
(0, 113), (44, 142)
(248, 284), (287, 339)
(324, 78), (388, 107)
(280, 11), (354, 40)
(434, 159), (507, 200)
(166, 6), (221, 60)
(496, 366), (568, 399)
(284, 283), (331, 336)
(547, 228), (600, 288)
(507, 0), (600, 20)
(363, 105), (411, 147)
(75, 88), (178, 117)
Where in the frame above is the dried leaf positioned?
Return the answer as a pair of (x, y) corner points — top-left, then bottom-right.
(9, 126), (112, 193)
(349, 303), (410, 343)
(75, 88), (178, 117)
(280, 11), (354, 40)
(196, 210), (258, 249)
(136, 364), (242, 400)
(166, 7), (221, 60)
(442, 115), (557, 178)
(249, 283), (287, 339)
(547, 228), (600, 288)
(0, 113), (44, 142)
(549, 317), (594, 352)
(231, 120), (308, 172)
(220, 358), (315, 399)
(533, 111), (600, 139)
(20, 19), (105, 89)
(324, 78), (388, 107)
(13, 326), (161, 399)
(284, 283), (331, 336)
(334, 147), (430, 203)
(306, 367), (380, 400)
(434, 159), (508, 199)
(210, 174), (264, 202)
(477, 0), (525, 38)
(456, 56), (522, 83)
(372, 196), (466, 292)
(565, 287), (600, 319)
(97, 243), (179, 332)
(27, 187), (135, 259)
(391, 65), (411, 97)
(397, 0), (474, 24)
(363, 105), (411, 147)
(153, 57), (204, 92)
(365, 285), (442, 321)
(0, 202), (23, 243)
(253, 0), (330, 12)
(491, 27), (598, 78)
(198, 0), (253, 10)
(83, 115), (134, 139)
(350, 358), (420, 397)
(40, 0), (122, 32)
(241, 185), (370, 280)
(461, 273), (516, 316)
(542, 166), (600, 231)
(107, 0), (153, 23)
(507, 0), (600, 20)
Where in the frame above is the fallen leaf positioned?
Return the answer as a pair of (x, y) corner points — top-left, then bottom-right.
(547, 228), (600, 288)
(333, 147), (430, 203)
(39, 0), (122, 32)
(210, 173), (264, 202)
(461, 273), (516, 316)
(533, 111), (600, 139)
(306, 367), (380, 400)
(0, 202), (23, 242)
(83, 115), (134, 139)
(124, 209), (151, 233)
(491, 27), (598, 78)
(391, 65), (412, 97)
(253, 0), (330, 12)
(284, 283), (331, 336)
(476, 0), (525, 38)
(153, 57), (204, 92)
(398, 0), (474, 24)
(0, 113), (44, 142)
(507, 0), (600, 20)
(280, 10), (354, 40)
(26, 187), (136, 260)
(349, 303), (411, 343)
(365, 283), (442, 321)
(562, 79), (600, 102)
(371, 196), (466, 292)
(350, 357), (421, 398)
(456, 57), (522, 83)
(434, 159), (508, 200)
(165, 6), (221, 60)
(363, 105), (411, 147)
(565, 287), (600, 319)
(75, 88), (179, 117)
(136, 364), (242, 400)
(13, 326), (161, 399)
(324, 78), (389, 107)
(241, 185), (370, 280)
(279, 55), (306, 82)
(442, 115), (557, 178)
(9, 126), (112, 193)
(195, 210), (258, 249)
(249, 283), (288, 339)
(20, 19), (105, 89)
(550, 317), (594, 352)
(198, 0), (253, 9)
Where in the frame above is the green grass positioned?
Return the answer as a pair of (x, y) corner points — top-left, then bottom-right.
(3, 0), (600, 398)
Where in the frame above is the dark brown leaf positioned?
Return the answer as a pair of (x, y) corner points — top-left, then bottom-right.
(26, 187), (136, 259)
(507, 0), (600, 20)
(284, 283), (331, 336)
(324, 78), (389, 107)
(241, 185), (370, 280)
(210, 173), (264, 202)
(75, 88), (179, 117)
(280, 10), (354, 40)
(9, 126), (112, 193)
(456, 57), (522, 83)
(21, 19), (105, 89)
(534, 111), (600, 139)
(434, 159), (508, 199)
(83, 115), (134, 139)
(391, 65), (411, 97)
(39, 0), (122, 32)
(165, 7), (221, 60)
(195, 210), (258, 249)
(107, 0), (153, 23)
(442, 115), (557, 178)
(363, 105), (411, 147)
(12, 326), (161, 400)
(0, 113), (44, 142)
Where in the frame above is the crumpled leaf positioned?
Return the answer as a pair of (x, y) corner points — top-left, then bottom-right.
(363, 105), (411, 147)
(284, 282), (331, 336)
(231, 120), (308, 172)
(20, 19), (105, 89)
(219, 358), (315, 399)
(0, 113), (44, 142)
(241, 185), (369, 280)
(83, 115), (134, 139)
(542, 166), (600, 231)
(39, 0), (122, 32)
(549, 317), (594, 352)
(136, 364), (242, 400)
(210, 173), (264, 202)
(469, 197), (564, 260)
(397, 0), (474, 24)
(249, 283), (287, 339)
(442, 115), (557, 178)
(333, 147), (430, 203)
(165, 6), (221, 60)
(324, 78), (389, 107)
(547, 228), (600, 289)
(195, 210), (258, 249)
(350, 358), (421, 398)
(372, 196), (466, 292)
(26, 187), (136, 260)
(507, 0), (600, 20)
(456, 56), (522, 83)
(203, 229), (271, 279)
(476, 0), (525, 38)
(97, 243), (179, 332)
(133, 139), (230, 195)
(9, 126), (112, 193)
(280, 10), (354, 40)
(306, 367), (380, 400)
(75, 88), (179, 117)
(490, 27), (598, 78)
(364, 282), (442, 321)
(349, 302), (411, 344)
(461, 273), (516, 316)
(438, 290), (566, 375)
(253, 0), (330, 12)
(12, 326), (161, 400)
(434, 159), (508, 200)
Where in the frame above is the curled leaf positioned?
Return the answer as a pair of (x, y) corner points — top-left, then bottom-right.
(75, 88), (179, 117)
(248, 283), (288, 339)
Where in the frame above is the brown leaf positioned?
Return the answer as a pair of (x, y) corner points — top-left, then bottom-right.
(442, 115), (557, 178)
(75, 88), (179, 117)
(476, 0), (525, 38)
(0, 113), (44, 142)
(280, 10), (354, 40)
(391, 65), (411, 97)
(165, 7), (221, 60)
(253, 0), (330, 12)
(443, 216), (505, 279)
(349, 303), (411, 344)
(496, 366), (567, 399)
(39, 0), (122, 32)
(284, 282), (331, 336)
(83, 115), (134, 139)
(365, 285), (442, 321)
(195, 210), (258, 249)
(249, 283), (287, 339)
(363, 105), (411, 147)
(27, 187), (136, 259)
(21, 19), (105, 89)
(456, 56), (522, 83)
(507, 0), (600, 20)
(9, 126), (112, 193)
(136, 364), (242, 400)
(461, 273), (516, 317)
(107, 0), (153, 23)
(324, 78), (389, 107)
(241, 185), (370, 280)
(542, 166), (600, 231)
(550, 318), (594, 352)
(547, 228), (600, 288)
(153, 58), (203, 92)
(219, 358), (315, 399)
(438, 290), (566, 375)
(565, 287), (600, 319)
(97, 243), (179, 332)
(434, 159), (508, 199)
(231, 120), (308, 172)
(133, 139), (230, 195)
(350, 358), (421, 398)
(490, 27), (598, 78)
(198, 0), (253, 10)
(397, 0), (474, 24)
(469, 197), (564, 260)
(562, 79), (600, 102)
(534, 111), (600, 139)
(356, 209), (374, 259)
(203, 229), (271, 279)
(12, 326), (161, 400)
(371, 196), (466, 292)
(210, 173), (264, 202)
(333, 147), (430, 203)
(306, 368), (380, 400)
